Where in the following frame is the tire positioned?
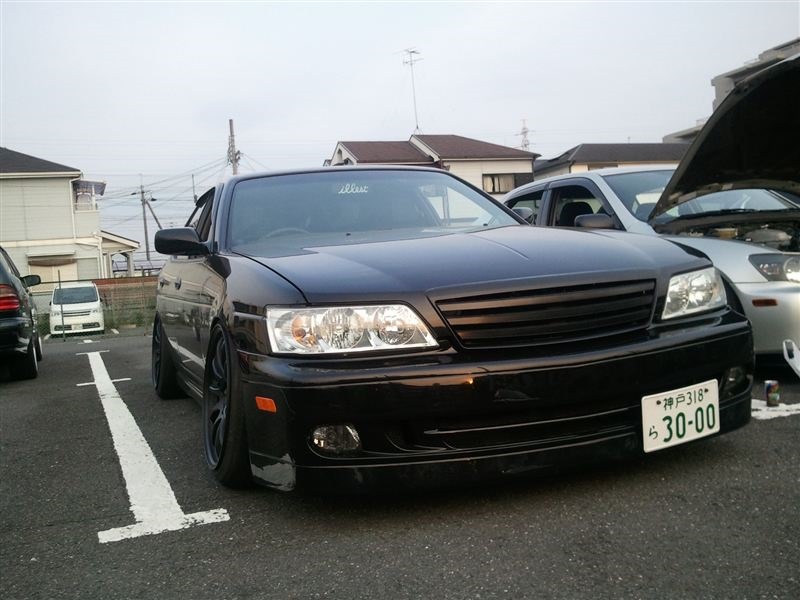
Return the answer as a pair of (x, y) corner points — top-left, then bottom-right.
(152, 319), (183, 399)
(14, 338), (39, 380)
(34, 333), (43, 362)
(202, 324), (252, 487)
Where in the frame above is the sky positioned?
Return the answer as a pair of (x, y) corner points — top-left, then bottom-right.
(1, 0), (799, 261)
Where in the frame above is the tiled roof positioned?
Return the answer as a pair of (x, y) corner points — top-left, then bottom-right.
(536, 143), (689, 172)
(340, 141), (433, 164)
(0, 147), (81, 175)
(414, 135), (538, 160)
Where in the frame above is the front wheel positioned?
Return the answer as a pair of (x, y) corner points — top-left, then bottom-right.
(203, 324), (252, 487)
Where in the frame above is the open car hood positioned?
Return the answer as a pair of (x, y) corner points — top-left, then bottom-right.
(651, 52), (800, 220)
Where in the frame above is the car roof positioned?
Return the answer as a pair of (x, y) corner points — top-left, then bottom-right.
(221, 164), (454, 186)
(53, 282), (98, 289)
(506, 165), (675, 197)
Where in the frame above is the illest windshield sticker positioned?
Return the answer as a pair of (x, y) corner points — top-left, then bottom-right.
(338, 183), (369, 194)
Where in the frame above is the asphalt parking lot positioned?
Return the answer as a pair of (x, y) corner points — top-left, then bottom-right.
(1, 331), (798, 600)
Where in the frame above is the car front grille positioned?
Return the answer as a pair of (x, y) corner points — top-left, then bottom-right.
(64, 310), (91, 317)
(435, 279), (656, 349)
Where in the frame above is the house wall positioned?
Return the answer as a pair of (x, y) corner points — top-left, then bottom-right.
(0, 175), (103, 281)
(443, 159), (533, 195)
(1, 177), (101, 240)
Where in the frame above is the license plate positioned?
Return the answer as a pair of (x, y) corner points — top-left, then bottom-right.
(641, 379), (720, 453)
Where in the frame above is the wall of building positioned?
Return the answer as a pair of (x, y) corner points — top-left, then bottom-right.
(0, 176), (102, 281)
(444, 159), (533, 194)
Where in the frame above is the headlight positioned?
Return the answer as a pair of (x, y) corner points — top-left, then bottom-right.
(749, 254), (800, 283)
(662, 267), (726, 320)
(266, 305), (438, 354)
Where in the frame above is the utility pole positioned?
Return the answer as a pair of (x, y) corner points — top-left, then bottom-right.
(139, 183), (151, 263)
(403, 48), (423, 133)
(227, 119), (241, 175)
(519, 119), (530, 151)
(133, 178), (162, 264)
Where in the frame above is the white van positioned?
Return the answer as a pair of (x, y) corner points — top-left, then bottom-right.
(50, 282), (105, 334)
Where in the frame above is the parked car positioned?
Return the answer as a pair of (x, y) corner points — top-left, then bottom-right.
(152, 166), (753, 492)
(0, 246), (42, 379)
(505, 53), (799, 359)
(49, 281), (105, 335)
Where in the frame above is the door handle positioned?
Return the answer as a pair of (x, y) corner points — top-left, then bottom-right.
(175, 277), (182, 290)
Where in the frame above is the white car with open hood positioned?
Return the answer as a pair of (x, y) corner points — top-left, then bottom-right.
(505, 53), (799, 360)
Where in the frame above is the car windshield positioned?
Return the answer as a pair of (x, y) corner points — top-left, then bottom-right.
(52, 286), (98, 304)
(227, 170), (519, 253)
(603, 170), (799, 223)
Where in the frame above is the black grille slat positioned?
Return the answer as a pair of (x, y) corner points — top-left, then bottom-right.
(437, 281), (655, 313)
(445, 295), (653, 327)
(436, 279), (655, 348)
(457, 309), (653, 342)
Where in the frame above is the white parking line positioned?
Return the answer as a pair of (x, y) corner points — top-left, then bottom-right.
(751, 399), (800, 421)
(80, 351), (229, 543)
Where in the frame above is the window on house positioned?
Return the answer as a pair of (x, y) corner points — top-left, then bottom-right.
(482, 174), (515, 194)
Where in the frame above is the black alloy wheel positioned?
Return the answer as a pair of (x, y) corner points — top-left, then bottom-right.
(202, 324), (251, 486)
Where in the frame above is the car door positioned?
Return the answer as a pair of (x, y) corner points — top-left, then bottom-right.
(158, 188), (218, 391)
(505, 186), (546, 224)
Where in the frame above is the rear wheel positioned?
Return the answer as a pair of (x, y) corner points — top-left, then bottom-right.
(34, 332), (43, 361)
(203, 324), (251, 487)
(14, 338), (38, 380)
(152, 319), (183, 399)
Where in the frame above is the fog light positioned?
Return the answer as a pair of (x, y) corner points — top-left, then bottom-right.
(311, 424), (361, 455)
(720, 366), (750, 399)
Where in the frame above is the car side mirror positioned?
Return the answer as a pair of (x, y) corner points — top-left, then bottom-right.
(155, 228), (210, 256)
(21, 274), (41, 287)
(511, 207), (534, 223)
(575, 213), (616, 229)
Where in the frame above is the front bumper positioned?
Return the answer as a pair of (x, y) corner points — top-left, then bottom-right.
(736, 281), (800, 354)
(50, 313), (105, 334)
(239, 316), (754, 492)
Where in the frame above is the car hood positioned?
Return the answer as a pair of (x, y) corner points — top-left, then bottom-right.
(652, 52), (800, 219)
(243, 227), (704, 303)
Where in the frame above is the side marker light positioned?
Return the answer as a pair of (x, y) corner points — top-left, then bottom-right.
(255, 396), (277, 412)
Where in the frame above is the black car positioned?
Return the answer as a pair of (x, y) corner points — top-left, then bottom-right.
(153, 167), (753, 492)
(0, 246), (42, 379)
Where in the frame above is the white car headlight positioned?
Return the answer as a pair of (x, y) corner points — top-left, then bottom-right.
(266, 305), (438, 355)
(662, 267), (726, 320)
(749, 254), (800, 283)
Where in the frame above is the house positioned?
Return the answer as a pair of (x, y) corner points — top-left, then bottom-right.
(532, 143), (689, 180)
(0, 147), (139, 291)
(327, 134), (539, 197)
(664, 37), (800, 143)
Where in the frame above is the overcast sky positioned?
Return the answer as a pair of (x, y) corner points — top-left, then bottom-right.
(2, 0), (798, 257)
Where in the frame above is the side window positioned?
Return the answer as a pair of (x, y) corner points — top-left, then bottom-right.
(550, 184), (606, 227)
(192, 188), (216, 242)
(0, 249), (21, 277)
(508, 189), (545, 224)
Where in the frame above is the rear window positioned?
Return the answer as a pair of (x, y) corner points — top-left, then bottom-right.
(52, 286), (98, 304)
